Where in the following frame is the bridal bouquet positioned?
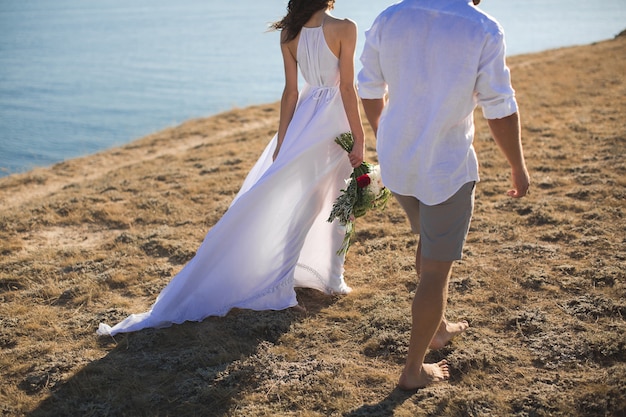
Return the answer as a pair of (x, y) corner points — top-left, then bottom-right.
(328, 132), (392, 254)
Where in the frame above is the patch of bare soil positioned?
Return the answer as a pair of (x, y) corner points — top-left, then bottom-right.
(1, 34), (625, 416)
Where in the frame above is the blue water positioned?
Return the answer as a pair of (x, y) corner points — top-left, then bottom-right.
(1, 0), (625, 177)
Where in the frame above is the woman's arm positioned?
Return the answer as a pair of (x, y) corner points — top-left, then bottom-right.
(337, 19), (365, 168)
(274, 33), (299, 161)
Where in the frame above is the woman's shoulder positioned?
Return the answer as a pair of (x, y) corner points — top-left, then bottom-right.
(326, 15), (357, 34)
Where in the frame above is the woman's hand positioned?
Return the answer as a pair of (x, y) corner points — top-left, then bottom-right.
(348, 137), (364, 168)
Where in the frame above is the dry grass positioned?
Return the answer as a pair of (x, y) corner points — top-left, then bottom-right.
(1, 34), (625, 417)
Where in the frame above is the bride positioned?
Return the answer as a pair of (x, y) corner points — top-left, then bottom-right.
(98, 0), (365, 336)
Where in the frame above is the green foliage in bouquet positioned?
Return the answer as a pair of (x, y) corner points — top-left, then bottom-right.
(328, 132), (392, 254)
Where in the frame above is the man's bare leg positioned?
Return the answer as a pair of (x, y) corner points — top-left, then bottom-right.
(415, 240), (470, 350)
(398, 257), (454, 390)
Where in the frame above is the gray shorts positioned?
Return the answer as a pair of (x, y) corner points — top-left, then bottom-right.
(393, 182), (475, 261)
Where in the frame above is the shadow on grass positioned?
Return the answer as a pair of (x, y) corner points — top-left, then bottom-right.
(343, 388), (415, 417)
(28, 288), (335, 417)
(343, 349), (449, 417)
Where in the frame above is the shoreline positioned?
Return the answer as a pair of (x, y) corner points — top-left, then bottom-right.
(2, 32), (624, 182)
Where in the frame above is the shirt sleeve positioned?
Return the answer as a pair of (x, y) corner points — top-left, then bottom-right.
(357, 19), (388, 99)
(475, 28), (518, 120)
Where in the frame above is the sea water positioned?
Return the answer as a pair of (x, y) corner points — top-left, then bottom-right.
(1, 0), (624, 177)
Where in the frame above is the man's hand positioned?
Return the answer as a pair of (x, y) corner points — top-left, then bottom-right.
(507, 167), (530, 198)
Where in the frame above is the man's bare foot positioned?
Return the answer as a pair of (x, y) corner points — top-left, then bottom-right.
(398, 360), (449, 390)
(429, 319), (469, 349)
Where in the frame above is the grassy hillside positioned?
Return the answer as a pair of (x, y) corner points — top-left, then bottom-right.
(1, 33), (625, 416)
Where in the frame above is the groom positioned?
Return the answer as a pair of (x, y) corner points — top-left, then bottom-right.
(357, 0), (530, 389)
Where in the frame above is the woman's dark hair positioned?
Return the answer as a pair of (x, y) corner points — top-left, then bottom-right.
(271, 0), (335, 42)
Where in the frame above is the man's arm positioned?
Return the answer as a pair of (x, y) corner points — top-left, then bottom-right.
(487, 112), (530, 198)
(361, 98), (386, 137)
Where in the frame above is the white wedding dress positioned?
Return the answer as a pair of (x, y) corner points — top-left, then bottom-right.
(98, 24), (353, 336)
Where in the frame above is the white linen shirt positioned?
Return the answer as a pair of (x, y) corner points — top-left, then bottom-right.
(358, 0), (518, 205)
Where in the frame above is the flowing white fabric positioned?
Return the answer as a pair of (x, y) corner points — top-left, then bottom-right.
(98, 25), (353, 336)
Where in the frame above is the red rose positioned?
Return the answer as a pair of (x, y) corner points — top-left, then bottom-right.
(356, 174), (371, 188)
